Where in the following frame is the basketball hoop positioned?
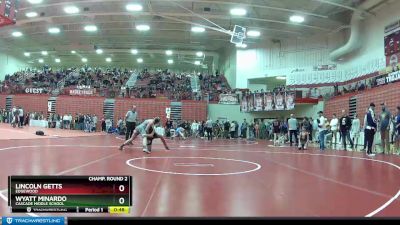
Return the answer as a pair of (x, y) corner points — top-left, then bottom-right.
(230, 25), (247, 45)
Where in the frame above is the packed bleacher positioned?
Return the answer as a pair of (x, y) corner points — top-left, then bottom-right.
(0, 67), (232, 101)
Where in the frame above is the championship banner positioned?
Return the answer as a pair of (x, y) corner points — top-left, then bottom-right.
(248, 94), (254, 112)
(385, 20), (400, 67)
(241, 91), (296, 112)
(386, 52), (400, 67)
(274, 92), (285, 110)
(263, 92), (274, 111)
(285, 92), (295, 110)
(240, 94), (248, 112)
(48, 101), (53, 112)
(0, 0), (19, 28)
(253, 93), (263, 111)
(219, 94), (239, 105)
(384, 30), (400, 57)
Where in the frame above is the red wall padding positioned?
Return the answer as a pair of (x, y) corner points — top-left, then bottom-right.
(0, 94), (7, 109)
(324, 82), (400, 119)
(114, 98), (171, 124)
(324, 95), (351, 119)
(13, 94), (49, 114)
(181, 100), (208, 122)
(56, 96), (104, 118)
(0, 95), (209, 125)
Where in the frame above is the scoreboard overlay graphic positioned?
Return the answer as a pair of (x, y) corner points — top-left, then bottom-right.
(8, 176), (132, 214)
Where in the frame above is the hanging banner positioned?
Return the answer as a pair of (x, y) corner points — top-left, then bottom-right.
(218, 94), (240, 105)
(25, 88), (45, 94)
(240, 94), (248, 112)
(386, 70), (400, 83)
(386, 52), (400, 67)
(263, 92), (274, 111)
(248, 94), (255, 112)
(241, 91), (295, 112)
(69, 89), (95, 96)
(285, 92), (295, 110)
(254, 93), (263, 111)
(47, 101), (53, 112)
(274, 92), (285, 110)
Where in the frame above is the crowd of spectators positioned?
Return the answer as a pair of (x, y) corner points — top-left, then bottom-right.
(332, 68), (400, 97)
(127, 70), (193, 100)
(198, 73), (231, 101)
(0, 67), (232, 101)
(127, 70), (232, 101)
(0, 106), (100, 133)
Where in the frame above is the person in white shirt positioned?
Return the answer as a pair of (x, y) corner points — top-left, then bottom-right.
(68, 114), (73, 130)
(63, 114), (69, 129)
(191, 120), (199, 138)
(230, 121), (236, 139)
(351, 113), (361, 151)
(11, 106), (17, 128)
(329, 114), (339, 148)
(18, 106), (24, 128)
(318, 111), (328, 150)
(92, 114), (98, 132)
(105, 118), (112, 132)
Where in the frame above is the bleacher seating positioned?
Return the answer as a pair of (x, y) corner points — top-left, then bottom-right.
(0, 66), (232, 101)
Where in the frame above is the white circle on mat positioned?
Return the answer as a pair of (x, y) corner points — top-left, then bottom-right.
(126, 156), (261, 176)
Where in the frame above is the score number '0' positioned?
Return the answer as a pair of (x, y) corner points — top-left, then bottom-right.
(119, 185), (125, 204)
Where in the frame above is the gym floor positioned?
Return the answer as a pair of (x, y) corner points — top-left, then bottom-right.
(0, 124), (399, 217)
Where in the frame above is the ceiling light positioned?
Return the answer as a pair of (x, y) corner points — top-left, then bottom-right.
(137, 58), (143, 63)
(247, 30), (260, 37)
(64, 6), (80, 14)
(136, 24), (150, 31)
(71, 50), (76, 54)
(230, 8), (247, 16)
(84, 25), (98, 32)
(131, 49), (138, 55)
(55, 58), (61, 63)
(290, 15), (305, 23)
(191, 26), (205, 33)
(126, 4), (143, 11)
(236, 43), (247, 48)
(196, 51), (204, 57)
(48, 27), (61, 34)
(41, 51), (48, 56)
(194, 61), (201, 65)
(81, 58), (87, 63)
(28, 0), (43, 4)
(276, 76), (286, 80)
(38, 59), (44, 63)
(165, 50), (173, 56)
(12, 31), (23, 37)
(25, 12), (38, 18)
(106, 57), (112, 62)
(96, 49), (103, 54)
(167, 59), (174, 64)
(24, 52), (30, 57)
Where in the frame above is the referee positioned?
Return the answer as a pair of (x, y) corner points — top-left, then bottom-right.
(125, 105), (138, 140)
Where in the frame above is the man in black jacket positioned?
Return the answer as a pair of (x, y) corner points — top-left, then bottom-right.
(224, 120), (230, 139)
(339, 109), (354, 150)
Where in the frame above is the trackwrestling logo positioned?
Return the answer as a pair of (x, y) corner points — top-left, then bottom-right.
(1, 217), (64, 225)
(6, 217), (13, 224)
